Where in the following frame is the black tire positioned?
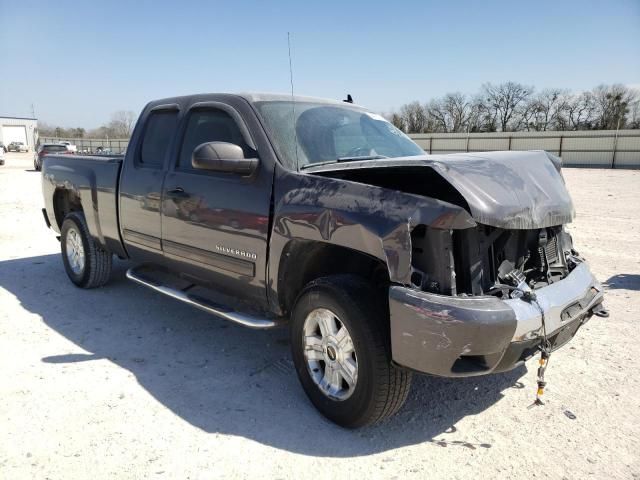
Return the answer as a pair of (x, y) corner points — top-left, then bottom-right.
(290, 274), (412, 428)
(60, 212), (112, 288)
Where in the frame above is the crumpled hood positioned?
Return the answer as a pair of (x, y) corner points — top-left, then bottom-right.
(303, 150), (575, 229)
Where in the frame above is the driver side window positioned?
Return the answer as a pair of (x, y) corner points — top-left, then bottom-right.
(177, 109), (249, 171)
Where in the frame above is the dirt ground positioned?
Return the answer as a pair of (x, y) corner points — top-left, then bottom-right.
(1, 151), (639, 479)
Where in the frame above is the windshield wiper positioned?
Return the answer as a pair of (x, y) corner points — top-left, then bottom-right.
(300, 155), (389, 170)
(337, 155), (389, 162)
(300, 160), (338, 170)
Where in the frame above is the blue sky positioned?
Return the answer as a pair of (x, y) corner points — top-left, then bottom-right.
(1, 0), (639, 128)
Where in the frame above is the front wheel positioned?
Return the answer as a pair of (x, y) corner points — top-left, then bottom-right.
(60, 212), (112, 288)
(290, 275), (412, 428)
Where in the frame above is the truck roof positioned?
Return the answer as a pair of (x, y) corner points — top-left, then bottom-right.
(146, 92), (365, 109)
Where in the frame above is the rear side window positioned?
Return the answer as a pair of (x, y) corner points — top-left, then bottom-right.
(139, 110), (178, 167)
(45, 145), (67, 153)
(177, 109), (249, 171)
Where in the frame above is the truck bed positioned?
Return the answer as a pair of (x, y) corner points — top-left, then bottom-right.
(41, 153), (126, 258)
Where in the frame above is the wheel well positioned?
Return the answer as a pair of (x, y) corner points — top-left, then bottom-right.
(53, 189), (82, 228)
(278, 240), (390, 315)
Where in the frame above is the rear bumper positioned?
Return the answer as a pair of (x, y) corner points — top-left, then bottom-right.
(389, 262), (604, 377)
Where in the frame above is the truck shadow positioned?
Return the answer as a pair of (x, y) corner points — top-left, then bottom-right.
(0, 253), (527, 457)
(604, 273), (640, 291)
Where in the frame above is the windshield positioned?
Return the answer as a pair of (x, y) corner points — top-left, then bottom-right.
(255, 101), (424, 170)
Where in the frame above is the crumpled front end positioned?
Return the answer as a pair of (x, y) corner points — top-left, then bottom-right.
(391, 197), (606, 376)
(390, 257), (605, 377)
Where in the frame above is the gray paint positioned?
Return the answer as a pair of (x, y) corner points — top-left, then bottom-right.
(389, 286), (517, 377)
(40, 92), (605, 378)
(389, 260), (603, 377)
(300, 150), (575, 229)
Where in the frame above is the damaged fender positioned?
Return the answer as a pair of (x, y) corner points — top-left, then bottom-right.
(267, 165), (476, 312)
(301, 150), (575, 230)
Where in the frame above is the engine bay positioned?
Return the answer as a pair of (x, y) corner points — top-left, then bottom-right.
(410, 223), (580, 298)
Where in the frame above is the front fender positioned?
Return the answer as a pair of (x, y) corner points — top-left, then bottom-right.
(267, 166), (475, 312)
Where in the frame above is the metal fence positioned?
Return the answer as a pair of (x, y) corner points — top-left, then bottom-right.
(409, 130), (640, 168)
(39, 137), (129, 154)
(41, 130), (640, 168)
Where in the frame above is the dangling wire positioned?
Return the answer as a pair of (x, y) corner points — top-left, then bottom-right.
(490, 283), (553, 407)
(517, 289), (553, 407)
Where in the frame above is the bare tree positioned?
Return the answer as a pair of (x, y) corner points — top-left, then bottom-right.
(468, 95), (497, 132)
(428, 93), (476, 132)
(524, 89), (570, 131)
(482, 82), (534, 131)
(628, 91), (640, 129)
(389, 112), (406, 131)
(400, 101), (429, 133)
(592, 84), (638, 130)
(565, 91), (597, 130)
(108, 110), (137, 138)
(426, 99), (448, 132)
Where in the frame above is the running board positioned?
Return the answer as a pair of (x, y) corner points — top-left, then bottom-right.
(126, 266), (281, 329)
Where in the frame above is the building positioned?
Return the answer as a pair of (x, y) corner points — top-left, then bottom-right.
(0, 116), (38, 151)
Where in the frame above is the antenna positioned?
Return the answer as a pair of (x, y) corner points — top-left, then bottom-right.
(287, 32), (300, 171)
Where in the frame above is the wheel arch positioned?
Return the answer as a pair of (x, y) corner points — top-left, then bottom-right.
(277, 239), (390, 316)
(53, 188), (83, 230)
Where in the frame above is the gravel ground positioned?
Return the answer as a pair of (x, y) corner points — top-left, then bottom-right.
(1, 151), (639, 479)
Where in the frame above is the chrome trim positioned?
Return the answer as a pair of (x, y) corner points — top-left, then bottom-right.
(506, 262), (604, 341)
(126, 267), (280, 329)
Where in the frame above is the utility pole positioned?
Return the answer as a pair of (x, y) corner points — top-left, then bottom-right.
(611, 116), (621, 169)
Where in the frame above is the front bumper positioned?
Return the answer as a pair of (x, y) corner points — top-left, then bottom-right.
(389, 262), (604, 377)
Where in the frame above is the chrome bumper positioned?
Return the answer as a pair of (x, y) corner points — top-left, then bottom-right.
(505, 262), (604, 342)
(389, 261), (604, 377)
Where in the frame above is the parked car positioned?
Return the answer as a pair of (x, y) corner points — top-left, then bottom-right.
(40, 93), (607, 428)
(0, 142), (7, 153)
(8, 141), (28, 152)
(58, 141), (77, 153)
(34, 143), (72, 171)
(0, 147), (4, 166)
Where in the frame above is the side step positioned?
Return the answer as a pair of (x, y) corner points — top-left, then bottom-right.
(126, 266), (282, 329)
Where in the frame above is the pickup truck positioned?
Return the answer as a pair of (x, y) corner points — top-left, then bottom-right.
(41, 93), (606, 428)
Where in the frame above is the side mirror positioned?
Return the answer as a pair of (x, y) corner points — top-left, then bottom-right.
(192, 142), (258, 176)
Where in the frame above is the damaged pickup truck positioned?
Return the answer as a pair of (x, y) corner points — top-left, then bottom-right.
(40, 93), (606, 427)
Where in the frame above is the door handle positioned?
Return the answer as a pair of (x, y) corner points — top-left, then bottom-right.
(167, 186), (187, 196)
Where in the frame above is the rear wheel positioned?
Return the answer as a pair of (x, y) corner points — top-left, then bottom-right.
(290, 275), (412, 428)
(60, 212), (112, 288)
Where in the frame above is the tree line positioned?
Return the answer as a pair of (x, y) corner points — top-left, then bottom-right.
(39, 110), (137, 139)
(388, 83), (640, 133)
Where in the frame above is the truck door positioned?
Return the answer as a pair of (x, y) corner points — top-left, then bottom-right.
(160, 101), (272, 308)
(119, 105), (179, 263)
